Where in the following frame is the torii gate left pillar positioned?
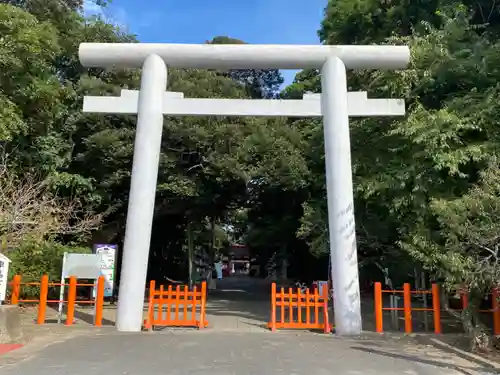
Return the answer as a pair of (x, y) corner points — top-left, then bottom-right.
(116, 55), (167, 334)
(79, 43), (410, 334)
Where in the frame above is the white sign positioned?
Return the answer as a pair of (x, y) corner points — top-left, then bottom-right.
(0, 254), (11, 303)
(58, 252), (100, 323)
(61, 253), (100, 279)
(94, 244), (117, 297)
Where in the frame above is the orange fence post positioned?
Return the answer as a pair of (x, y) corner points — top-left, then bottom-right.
(403, 283), (412, 334)
(431, 284), (441, 334)
(144, 280), (156, 329)
(321, 283), (331, 333)
(150, 280), (156, 300)
(297, 288), (303, 326)
(174, 285), (180, 322)
(147, 294), (154, 331)
(183, 285), (188, 321)
(37, 275), (49, 325)
(270, 283), (277, 331)
(159, 285), (165, 321)
(280, 287), (285, 324)
(191, 285), (198, 322)
(167, 285), (172, 324)
(313, 288), (319, 325)
(305, 288), (311, 327)
(374, 282), (383, 333)
(149, 280), (156, 306)
(199, 281), (207, 329)
(11, 275), (21, 305)
(492, 288), (500, 335)
(94, 276), (105, 327)
(461, 290), (469, 310)
(65, 276), (77, 326)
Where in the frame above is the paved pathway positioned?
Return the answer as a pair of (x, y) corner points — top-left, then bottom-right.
(0, 330), (489, 375)
(204, 275), (272, 331)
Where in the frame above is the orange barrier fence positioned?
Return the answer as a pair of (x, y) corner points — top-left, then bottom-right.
(374, 282), (500, 335)
(268, 282), (332, 333)
(144, 281), (208, 330)
(10, 275), (105, 326)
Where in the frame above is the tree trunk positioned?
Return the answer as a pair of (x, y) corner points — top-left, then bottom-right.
(210, 214), (216, 262)
(442, 288), (491, 352)
(279, 246), (288, 281)
(187, 222), (194, 289)
(462, 295), (490, 352)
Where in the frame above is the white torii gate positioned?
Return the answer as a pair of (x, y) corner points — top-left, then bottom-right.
(79, 43), (410, 335)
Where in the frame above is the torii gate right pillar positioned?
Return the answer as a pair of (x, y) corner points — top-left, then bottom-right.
(321, 56), (361, 335)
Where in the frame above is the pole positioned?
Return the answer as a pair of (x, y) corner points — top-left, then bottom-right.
(94, 276), (105, 327)
(187, 222), (194, 289)
(65, 276), (77, 326)
(321, 56), (362, 335)
(432, 284), (441, 334)
(37, 275), (49, 325)
(374, 282), (383, 333)
(116, 54), (167, 332)
(10, 275), (20, 305)
(403, 283), (413, 334)
(57, 252), (67, 324)
(493, 288), (500, 335)
(384, 267), (397, 329)
(421, 270), (429, 331)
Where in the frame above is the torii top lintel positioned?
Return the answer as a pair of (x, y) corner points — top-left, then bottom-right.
(78, 43), (410, 70)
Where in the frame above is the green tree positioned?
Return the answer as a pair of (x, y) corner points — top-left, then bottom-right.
(207, 36), (284, 98)
(319, 0), (441, 45)
(309, 1), (500, 347)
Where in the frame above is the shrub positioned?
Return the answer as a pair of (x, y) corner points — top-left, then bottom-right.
(7, 240), (90, 299)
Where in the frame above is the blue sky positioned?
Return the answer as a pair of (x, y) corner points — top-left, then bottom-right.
(83, 0), (328, 86)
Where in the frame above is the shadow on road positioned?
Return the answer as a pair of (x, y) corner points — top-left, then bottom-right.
(350, 345), (496, 375)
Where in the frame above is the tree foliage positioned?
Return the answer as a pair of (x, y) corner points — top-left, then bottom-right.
(277, 0), (500, 347)
(207, 36), (284, 98)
